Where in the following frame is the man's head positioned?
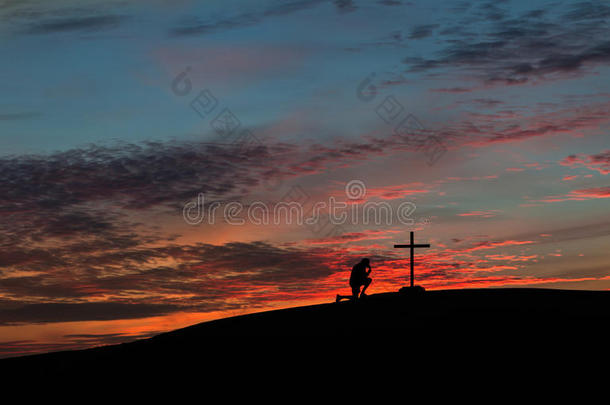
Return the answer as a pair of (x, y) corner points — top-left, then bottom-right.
(361, 258), (370, 265)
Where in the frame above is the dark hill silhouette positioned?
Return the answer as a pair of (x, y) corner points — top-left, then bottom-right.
(3, 288), (610, 374)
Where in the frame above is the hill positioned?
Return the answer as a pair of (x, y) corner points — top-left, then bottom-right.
(3, 288), (609, 373)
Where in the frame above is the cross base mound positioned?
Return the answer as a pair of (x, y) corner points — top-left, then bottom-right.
(399, 285), (426, 294)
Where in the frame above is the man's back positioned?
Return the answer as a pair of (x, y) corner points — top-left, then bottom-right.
(350, 262), (367, 283)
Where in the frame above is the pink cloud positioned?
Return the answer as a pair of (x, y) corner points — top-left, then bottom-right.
(560, 150), (610, 175)
(303, 229), (401, 245)
(571, 187), (610, 199)
(364, 183), (431, 200)
(465, 102), (610, 147)
(457, 210), (502, 218)
(537, 186), (610, 203)
(461, 240), (535, 253)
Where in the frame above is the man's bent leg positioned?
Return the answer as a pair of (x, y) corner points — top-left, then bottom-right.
(360, 277), (372, 296)
(351, 285), (361, 300)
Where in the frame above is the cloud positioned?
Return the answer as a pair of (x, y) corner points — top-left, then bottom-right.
(571, 187), (610, 199)
(485, 254), (538, 262)
(563, 1), (610, 21)
(408, 24), (439, 39)
(0, 229), (546, 326)
(0, 130), (437, 236)
(27, 15), (126, 34)
(430, 87), (473, 93)
(0, 240), (362, 324)
(378, 0), (403, 6)
(0, 1), (130, 37)
(402, 1), (610, 85)
(560, 150), (610, 175)
(508, 220), (610, 246)
(0, 141), (272, 216)
(356, 183), (431, 200)
(460, 240), (535, 253)
(463, 101), (610, 146)
(457, 210), (501, 218)
(0, 129), (446, 322)
(304, 229), (400, 245)
(333, 0), (357, 13)
(170, 0), (327, 37)
(536, 187), (610, 203)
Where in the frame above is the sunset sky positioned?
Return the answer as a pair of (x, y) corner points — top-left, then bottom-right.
(1, 0), (609, 357)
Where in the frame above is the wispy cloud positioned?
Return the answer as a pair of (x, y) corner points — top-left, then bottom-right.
(536, 186), (610, 203)
(561, 150), (610, 175)
(169, 0), (328, 37)
(27, 15), (126, 34)
(403, 1), (610, 86)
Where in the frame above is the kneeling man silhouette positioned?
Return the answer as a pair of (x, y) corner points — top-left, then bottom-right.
(336, 258), (372, 302)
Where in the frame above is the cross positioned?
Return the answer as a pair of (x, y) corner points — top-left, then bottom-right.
(394, 231), (431, 288)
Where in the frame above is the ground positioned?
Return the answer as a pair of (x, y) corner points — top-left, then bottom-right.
(3, 288), (609, 374)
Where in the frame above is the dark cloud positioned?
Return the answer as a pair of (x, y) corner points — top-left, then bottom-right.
(0, 140), (273, 217)
(170, 14), (260, 37)
(267, 0), (328, 16)
(0, 131), (432, 312)
(0, 131), (431, 230)
(0, 240), (363, 324)
(470, 98), (504, 107)
(402, 1), (610, 85)
(524, 9), (546, 19)
(474, 1), (508, 21)
(4, 108), (604, 327)
(27, 14), (126, 34)
(408, 24), (439, 40)
(333, 0), (357, 13)
(430, 87), (472, 93)
(0, 226), (487, 326)
(171, 0), (326, 37)
(0, 1), (129, 37)
(378, 0), (403, 6)
(562, 1), (610, 21)
(561, 150), (610, 175)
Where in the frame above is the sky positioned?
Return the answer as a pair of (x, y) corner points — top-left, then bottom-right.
(1, 0), (609, 357)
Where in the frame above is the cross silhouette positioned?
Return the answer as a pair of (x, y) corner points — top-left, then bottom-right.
(394, 231), (431, 288)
